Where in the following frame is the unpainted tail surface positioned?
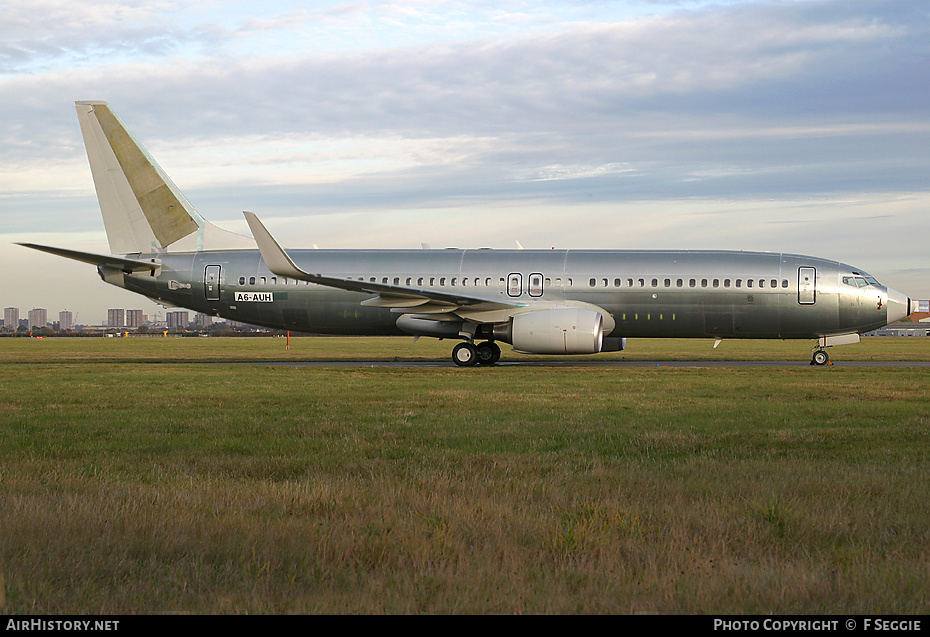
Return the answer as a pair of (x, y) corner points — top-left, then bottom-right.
(76, 101), (253, 254)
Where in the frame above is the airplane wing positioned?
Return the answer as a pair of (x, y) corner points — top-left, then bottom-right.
(242, 211), (527, 314)
(17, 243), (160, 273)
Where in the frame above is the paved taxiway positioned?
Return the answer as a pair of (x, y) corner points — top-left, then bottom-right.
(232, 360), (930, 368)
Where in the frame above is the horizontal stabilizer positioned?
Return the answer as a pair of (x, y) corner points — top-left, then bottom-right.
(17, 243), (160, 273)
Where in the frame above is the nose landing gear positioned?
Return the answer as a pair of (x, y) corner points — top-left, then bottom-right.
(811, 349), (829, 366)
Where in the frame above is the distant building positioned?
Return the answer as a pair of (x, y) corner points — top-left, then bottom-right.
(193, 312), (213, 327)
(4, 307), (19, 330)
(864, 322), (930, 337)
(28, 308), (47, 329)
(59, 311), (73, 331)
(126, 309), (144, 328)
(166, 311), (189, 329)
(107, 309), (125, 328)
(906, 299), (930, 323)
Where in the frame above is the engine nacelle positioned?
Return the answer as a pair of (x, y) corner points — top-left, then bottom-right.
(511, 308), (604, 355)
(396, 315), (462, 338)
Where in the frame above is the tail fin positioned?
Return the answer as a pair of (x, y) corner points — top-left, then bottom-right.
(75, 101), (253, 254)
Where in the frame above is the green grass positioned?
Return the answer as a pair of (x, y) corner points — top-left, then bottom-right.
(1, 333), (929, 363)
(0, 338), (929, 613)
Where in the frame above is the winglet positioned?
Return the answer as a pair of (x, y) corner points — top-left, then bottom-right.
(242, 211), (307, 279)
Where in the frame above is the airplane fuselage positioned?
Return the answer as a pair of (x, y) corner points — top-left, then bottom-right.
(23, 102), (912, 366)
(108, 248), (904, 340)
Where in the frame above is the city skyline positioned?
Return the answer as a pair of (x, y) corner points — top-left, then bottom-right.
(1, 304), (190, 329)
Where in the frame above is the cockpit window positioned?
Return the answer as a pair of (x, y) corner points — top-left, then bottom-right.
(843, 275), (880, 288)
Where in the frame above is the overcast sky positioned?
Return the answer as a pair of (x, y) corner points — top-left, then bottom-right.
(1, 0), (928, 325)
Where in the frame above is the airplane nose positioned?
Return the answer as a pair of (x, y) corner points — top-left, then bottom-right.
(885, 288), (911, 324)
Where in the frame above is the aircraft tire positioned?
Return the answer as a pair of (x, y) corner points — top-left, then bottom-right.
(812, 350), (829, 366)
(452, 342), (479, 367)
(476, 341), (501, 365)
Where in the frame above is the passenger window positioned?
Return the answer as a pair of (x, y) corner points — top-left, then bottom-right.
(249, 276), (256, 285)
(677, 279), (683, 287)
(486, 278), (492, 287)
(589, 278), (596, 287)
(651, 278), (658, 287)
(689, 279), (696, 288)
(406, 277), (412, 285)
(736, 279), (742, 288)
(759, 279), (765, 288)
(771, 279), (777, 288)
(430, 277), (436, 286)
(724, 279), (730, 287)
(747, 279), (753, 288)
(614, 278), (621, 287)
(638, 278), (645, 287)
(713, 279), (719, 288)
(440, 277), (446, 286)
(451, 278), (457, 286)
(393, 277), (400, 285)
(782, 280), (788, 288)
(370, 277), (376, 282)
(701, 279), (707, 288)
(665, 279), (671, 287)
(602, 278), (608, 287)
(271, 277), (277, 285)
(627, 278), (634, 287)
(238, 277), (245, 285)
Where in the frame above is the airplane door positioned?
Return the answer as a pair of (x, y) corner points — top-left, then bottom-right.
(204, 265), (222, 301)
(528, 273), (544, 298)
(798, 267), (816, 305)
(507, 273), (523, 297)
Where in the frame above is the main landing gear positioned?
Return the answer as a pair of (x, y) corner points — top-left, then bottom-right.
(452, 341), (501, 367)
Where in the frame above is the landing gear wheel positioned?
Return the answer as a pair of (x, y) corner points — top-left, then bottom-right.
(476, 341), (501, 365)
(811, 350), (829, 366)
(452, 342), (479, 367)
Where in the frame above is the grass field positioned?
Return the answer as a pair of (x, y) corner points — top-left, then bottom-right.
(1, 337), (929, 613)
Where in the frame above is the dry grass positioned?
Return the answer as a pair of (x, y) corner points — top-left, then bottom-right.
(0, 338), (929, 613)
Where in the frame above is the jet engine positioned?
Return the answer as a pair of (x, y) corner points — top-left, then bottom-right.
(510, 308), (604, 354)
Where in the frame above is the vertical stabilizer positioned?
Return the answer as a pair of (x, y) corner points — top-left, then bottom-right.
(76, 101), (257, 253)
(76, 101), (201, 253)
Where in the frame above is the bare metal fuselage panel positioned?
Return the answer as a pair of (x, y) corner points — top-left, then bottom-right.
(114, 247), (898, 339)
